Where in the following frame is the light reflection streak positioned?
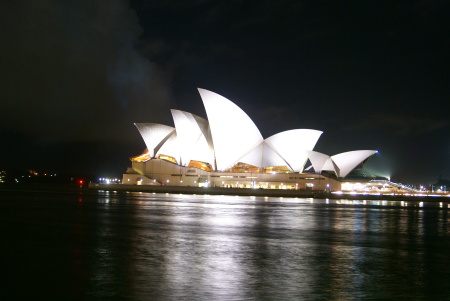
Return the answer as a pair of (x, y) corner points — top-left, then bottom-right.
(70, 191), (450, 299)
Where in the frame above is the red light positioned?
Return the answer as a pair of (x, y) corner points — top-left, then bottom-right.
(79, 180), (84, 185)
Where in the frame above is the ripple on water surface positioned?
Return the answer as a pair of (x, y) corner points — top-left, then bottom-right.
(0, 190), (449, 300)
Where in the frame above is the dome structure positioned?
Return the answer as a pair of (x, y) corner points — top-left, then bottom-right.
(197, 88), (264, 171)
(134, 123), (175, 157)
(306, 150), (377, 177)
(170, 109), (214, 166)
(265, 129), (323, 172)
(132, 89), (376, 177)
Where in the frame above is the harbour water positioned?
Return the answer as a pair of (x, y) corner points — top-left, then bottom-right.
(1, 188), (449, 300)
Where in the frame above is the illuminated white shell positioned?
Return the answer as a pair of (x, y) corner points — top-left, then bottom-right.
(198, 88), (263, 170)
(134, 89), (376, 177)
(331, 150), (377, 177)
(265, 129), (322, 172)
(170, 109), (214, 166)
(306, 150), (377, 177)
(134, 123), (175, 157)
(155, 131), (180, 162)
(306, 150), (334, 174)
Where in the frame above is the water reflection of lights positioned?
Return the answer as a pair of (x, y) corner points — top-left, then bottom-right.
(86, 191), (450, 299)
(210, 215), (241, 227)
(91, 191), (448, 300)
(331, 189), (450, 199)
(336, 200), (365, 205)
(95, 191), (450, 210)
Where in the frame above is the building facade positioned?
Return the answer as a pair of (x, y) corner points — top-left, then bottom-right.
(123, 88), (377, 192)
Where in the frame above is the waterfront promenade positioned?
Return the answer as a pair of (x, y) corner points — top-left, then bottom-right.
(89, 183), (450, 202)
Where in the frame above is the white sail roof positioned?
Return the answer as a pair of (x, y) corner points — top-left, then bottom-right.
(306, 150), (333, 174)
(237, 141), (287, 168)
(133, 89), (377, 177)
(134, 123), (175, 157)
(306, 150), (376, 177)
(265, 129), (323, 172)
(198, 88), (263, 171)
(170, 109), (214, 166)
(331, 150), (377, 177)
(155, 131), (180, 163)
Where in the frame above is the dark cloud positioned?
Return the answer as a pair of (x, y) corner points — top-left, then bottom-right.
(0, 0), (448, 183)
(0, 0), (171, 144)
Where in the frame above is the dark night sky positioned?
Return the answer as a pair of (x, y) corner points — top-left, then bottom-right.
(0, 0), (448, 185)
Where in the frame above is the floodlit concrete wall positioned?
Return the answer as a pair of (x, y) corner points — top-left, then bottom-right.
(124, 158), (342, 191)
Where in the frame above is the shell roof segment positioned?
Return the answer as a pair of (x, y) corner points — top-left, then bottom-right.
(265, 129), (323, 172)
(134, 123), (175, 157)
(198, 88), (264, 171)
(170, 109), (214, 166)
(306, 150), (377, 177)
(133, 88), (377, 176)
(331, 150), (377, 178)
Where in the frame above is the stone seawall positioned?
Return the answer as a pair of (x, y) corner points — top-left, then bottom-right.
(89, 183), (321, 198)
(89, 183), (450, 202)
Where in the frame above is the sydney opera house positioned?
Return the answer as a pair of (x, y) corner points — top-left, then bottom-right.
(122, 88), (379, 191)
